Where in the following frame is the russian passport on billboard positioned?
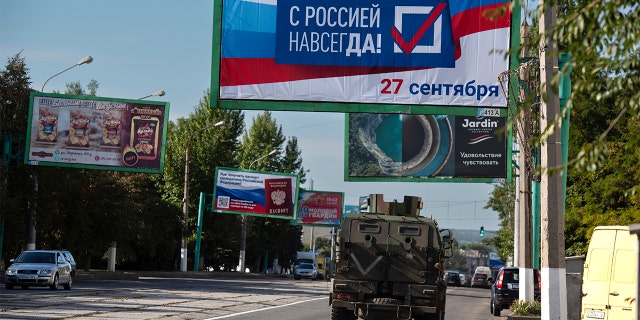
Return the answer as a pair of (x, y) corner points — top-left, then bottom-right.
(25, 92), (169, 173)
(295, 190), (344, 226)
(347, 112), (506, 180)
(213, 167), (299, 219)
(217, 0), (512, 109)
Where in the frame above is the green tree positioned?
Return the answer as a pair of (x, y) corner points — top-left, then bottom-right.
(552, 0), (639, 254)
(444, 248), (468, 272)
(484, 181), (515, 263)
(494, 1), (640, 257)
(0, 53), (33, 265)
(564, 93), (639, 255)
(57, 79), (98, 95)
(239, 111), (304, 272)
(158, 90), (245, 271)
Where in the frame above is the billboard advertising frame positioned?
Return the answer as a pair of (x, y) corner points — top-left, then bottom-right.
(295, 190), (344, 227)
(212, 167), (300, 219)
(211, 0), (521, 114)
(344, 106), (512, 183)
(25, 92), (169, 173)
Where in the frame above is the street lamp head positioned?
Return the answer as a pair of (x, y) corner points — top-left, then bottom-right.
(77, 56), (93, 65)
(138, 90), (166, 100)
(249, 149), (278, 170)
(214, 120), (225, 127)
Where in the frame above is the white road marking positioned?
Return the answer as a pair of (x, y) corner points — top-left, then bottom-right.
(204, 297), (327, 319)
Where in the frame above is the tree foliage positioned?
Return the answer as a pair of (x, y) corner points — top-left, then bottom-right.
(0, 54), (307, 272)
(553, 0), (640, 254)
(0, 54), (33, 265)
(158, 91), (245, 271)
(239, 111), (304, 272)
(489, 1), (640, 257)
(484, 181), (515, 263)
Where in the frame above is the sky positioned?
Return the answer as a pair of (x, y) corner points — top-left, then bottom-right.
(1, 0), (506, 230)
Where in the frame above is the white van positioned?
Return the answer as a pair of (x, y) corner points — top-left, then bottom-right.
(581, 226), (638, 320)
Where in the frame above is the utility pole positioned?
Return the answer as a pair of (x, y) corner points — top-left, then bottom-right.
(539, 1), (567, 319)
(517, 19), (535, 302)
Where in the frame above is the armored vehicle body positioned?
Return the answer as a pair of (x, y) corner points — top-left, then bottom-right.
(330, 195), (452, 320)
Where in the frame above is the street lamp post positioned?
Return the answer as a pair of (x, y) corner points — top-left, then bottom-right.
(30, 56), (93, 251)
(41, 56), (93, 92)
(238, 149), (277, 273)
(138, 90), (165, 100)
(181, 120), (225, 272)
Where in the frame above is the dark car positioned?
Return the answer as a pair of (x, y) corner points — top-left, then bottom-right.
(5, 250), (73, 290)
(490, 267), (541, 316)
(444, 271), (461, 287)
(471, 272), (490, 288)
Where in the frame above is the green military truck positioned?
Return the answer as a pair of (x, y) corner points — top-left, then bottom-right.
(330, 195), (452, 320)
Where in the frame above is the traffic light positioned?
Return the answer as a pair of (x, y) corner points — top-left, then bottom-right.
(480, 226), (485, 237)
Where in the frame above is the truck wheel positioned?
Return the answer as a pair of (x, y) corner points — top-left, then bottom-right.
(331, 306), (356, 320)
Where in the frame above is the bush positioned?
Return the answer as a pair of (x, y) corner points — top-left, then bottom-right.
(510, 300), (541, 315)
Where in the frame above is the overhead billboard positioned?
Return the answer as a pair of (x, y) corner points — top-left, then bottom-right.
(25, 92), (169, 173)
(295, 190), (344, 226)
(346, 109), (508, 182)
(213, 167), (300, 219)
(212, 0), (514, 112)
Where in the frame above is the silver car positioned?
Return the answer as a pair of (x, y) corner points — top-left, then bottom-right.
(294, 263), (318, 280)
(5, 250), (73, 290)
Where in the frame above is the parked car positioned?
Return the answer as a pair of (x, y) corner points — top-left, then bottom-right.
(490, 267), (541, 316)
(4, 250), (73, 290)
(61, 249), (77, 276)
(459, 273), (467, 286)
(471, 272), (490, 288)
(444, 271), (461, 286)
(294, 263), (318, 280)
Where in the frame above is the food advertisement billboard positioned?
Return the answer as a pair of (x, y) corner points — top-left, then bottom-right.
(25, 92), (169, 173)
(213, 167), (300, 219)
(213, 0), (513, 112)
(295, 190), (344, 226)
(347, 110), (507, 181)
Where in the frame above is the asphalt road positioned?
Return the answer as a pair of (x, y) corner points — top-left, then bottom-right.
(0, 274), (513, 320)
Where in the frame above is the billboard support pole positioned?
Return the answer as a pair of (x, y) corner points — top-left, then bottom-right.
(238, 149), (279, 273)
(28, 56), (93, 251)
(194, 192), (207, 272)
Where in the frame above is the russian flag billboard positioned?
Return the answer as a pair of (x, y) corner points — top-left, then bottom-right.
(213, 0), (513, 111)
(213, 167), (300, 219)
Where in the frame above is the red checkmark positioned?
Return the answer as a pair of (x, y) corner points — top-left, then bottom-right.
(391, 3), (447, 54)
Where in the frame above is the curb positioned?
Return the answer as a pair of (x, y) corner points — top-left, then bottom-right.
(2, 271), (292, 284)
